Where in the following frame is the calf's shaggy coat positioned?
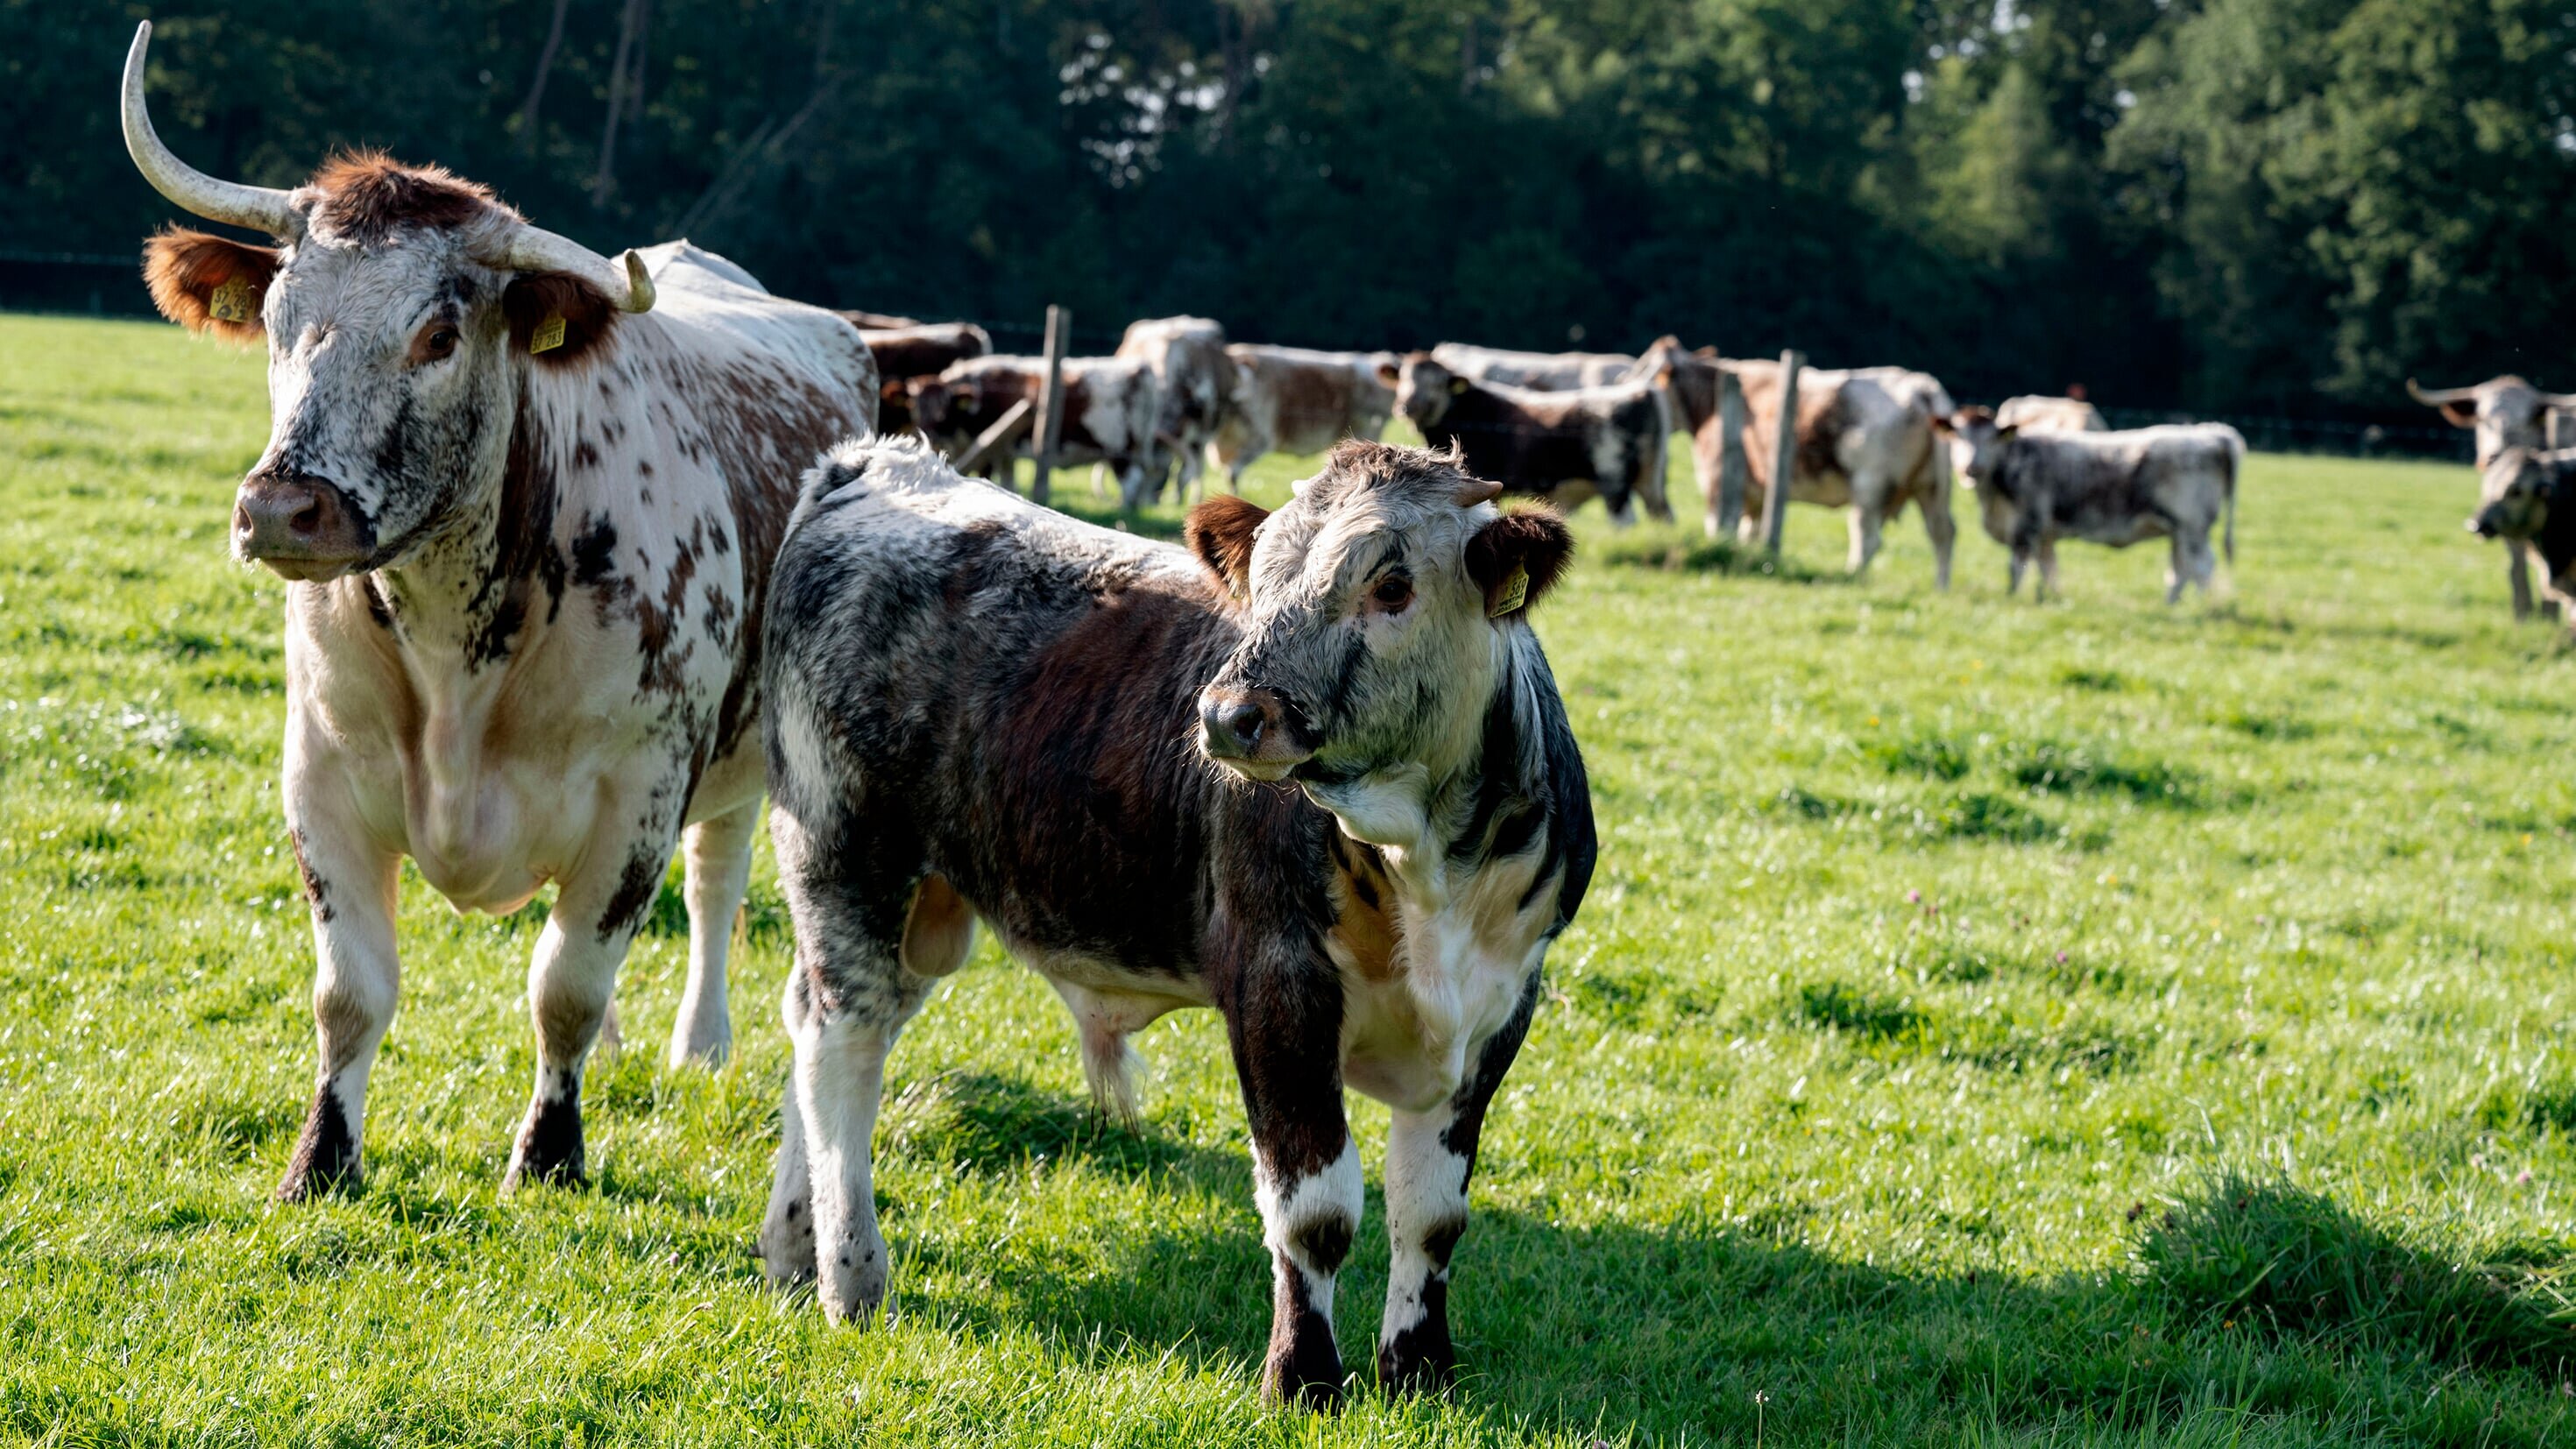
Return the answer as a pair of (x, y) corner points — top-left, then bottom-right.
(755, 437), (1595, 1405)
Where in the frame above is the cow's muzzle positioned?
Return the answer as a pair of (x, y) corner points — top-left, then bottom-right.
(1197, 686), (1309, 781)
(233, 470), (374, 581)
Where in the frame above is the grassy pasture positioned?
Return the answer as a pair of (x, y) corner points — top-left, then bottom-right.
(6, 311), (2576, 1445)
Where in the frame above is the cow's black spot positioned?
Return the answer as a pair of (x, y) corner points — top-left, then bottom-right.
(288, 827), (334, 923)
(1292, 1213), (1353, 1273)
(571, 514), (619, 586)
(598, 839), (668, 942)
(374, 396), (418, 479)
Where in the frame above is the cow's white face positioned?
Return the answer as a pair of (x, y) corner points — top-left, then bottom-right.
(1941, 408), (2013, 486)
(2470, 385), (2552, 469)
(1188, 442), (1570, 802)
(240, 233), (518, 579)
(1389, 356), (1457, 431)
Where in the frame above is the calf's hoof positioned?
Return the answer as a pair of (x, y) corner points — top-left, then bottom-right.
(501, 1092), (586, 1191)
(275, 1086), (361, 1202)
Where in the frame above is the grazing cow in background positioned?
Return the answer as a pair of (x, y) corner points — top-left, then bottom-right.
(1996, 395), (2107, 433)
(1387, 354), (1672, 524)
(1118, 315), (1234, 503)
(856, 322), (991, 435)
(1208, 343), (1398, 490)
(2410, 375), (2576, 618)
(2467, 448), (2576, 626)
(1636, 337), (1957, 583)
(909, 354), (1159, 505)
(754, 437), (1593, 1407)
(1942, 408), (2240, 601)
(1430, 342), (1638, 391)
(117, 22), (878, 1199)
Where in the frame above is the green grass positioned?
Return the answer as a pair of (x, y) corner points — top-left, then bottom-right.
(6, 310), (2576, 1445)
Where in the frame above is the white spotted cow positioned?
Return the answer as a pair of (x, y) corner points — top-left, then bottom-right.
(908, 354), (1161, 507)
(1207, 343), (1398, 491)
(2411, 375), (2576, 619)
(1119, 315), (1235, 503)
(1941, 407), (2240, 601)
(754, 436), (1595, 1406)
(120, 22), (878, 1198)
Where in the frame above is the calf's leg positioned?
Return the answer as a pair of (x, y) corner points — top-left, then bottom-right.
(1921, 490), (1957, 591)
(276, 792), (402, 1201)
(1226, 974), (1362, 1408)
(669, 797), (761, 1068)
(1378, 976), (1539, 1394)
(765, 803), (940, 1323)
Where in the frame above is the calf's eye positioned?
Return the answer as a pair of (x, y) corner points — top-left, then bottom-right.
(415, 326), (460, 364)
(1370, 576), (1413, 611)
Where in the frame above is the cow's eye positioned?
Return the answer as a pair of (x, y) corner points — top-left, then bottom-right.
(416, 325), (460, 364)
(1369, 575), (1413, 611)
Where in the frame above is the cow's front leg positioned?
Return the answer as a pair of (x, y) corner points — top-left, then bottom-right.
(1921, 492), (1957, 591)
(503, 824), (676, 1189)
(1846, 498), (1886, 575)
(1379, 976), (1538, 1394)
(1228, 980), (1362, 1408)
(669, 798), (760, 1067)
(277, 804), (402, 1202)
(2510, 540), (2537, 619)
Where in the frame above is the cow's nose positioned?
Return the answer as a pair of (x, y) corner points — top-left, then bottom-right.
(1200, 695), (1269, 757)
(2469, 512), (2499, 538)
(234, 470), (372, 578)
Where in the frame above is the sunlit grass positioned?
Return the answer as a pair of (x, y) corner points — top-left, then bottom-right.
(4, 312), (2576, 1445)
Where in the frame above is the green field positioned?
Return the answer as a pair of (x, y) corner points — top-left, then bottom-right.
(6, 311), (2576, 1446)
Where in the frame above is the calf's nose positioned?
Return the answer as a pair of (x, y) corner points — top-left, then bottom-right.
(1198, 688), (1287, 760)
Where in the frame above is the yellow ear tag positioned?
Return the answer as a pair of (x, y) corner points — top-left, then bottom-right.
(530, 313), (568, 355)
(1490, 564), (1529, 618)
(208, 277), (253, 323)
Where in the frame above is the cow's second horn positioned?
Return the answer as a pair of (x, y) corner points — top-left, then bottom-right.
(499, 228), (657, 314)
(121, 23), (302, 237)
(2406, 378), (2477, 406)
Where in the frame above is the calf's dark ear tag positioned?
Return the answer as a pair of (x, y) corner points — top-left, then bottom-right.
(530, 313), (568, 355)
(209, 277), (253, 323)
(1490, 564), (1529, 618)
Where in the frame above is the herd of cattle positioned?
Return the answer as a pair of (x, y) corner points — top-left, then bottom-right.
(850, 309), (2254, 604)
(96, 20), (2546, 1413)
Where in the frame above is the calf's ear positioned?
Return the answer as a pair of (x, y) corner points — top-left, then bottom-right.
(143, 227), (280, 343)
(503, 270), (621, 369)
(1185, 494), (1270, 599)
(1465, 506), (1575, 619)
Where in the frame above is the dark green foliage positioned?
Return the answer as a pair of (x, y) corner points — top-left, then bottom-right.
(5, 0), (2561, 413)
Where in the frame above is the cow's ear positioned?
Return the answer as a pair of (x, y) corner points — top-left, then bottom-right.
(2438, 400), (2478, 428)
(1448, 376), (1470, 395)
(503, 271), (620, 369)
(1465, 506), (1574, 619)
(1376, 360), (1400, 385)
(1930, 411), (1957, 435)
(143, 227), (279, 343)
(1185, 494), (1269, 599)
(881, 378), (907, 400)
(1997, 425), (2020, 443)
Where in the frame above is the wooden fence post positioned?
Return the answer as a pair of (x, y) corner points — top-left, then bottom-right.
(1711, 367), (1749, 539)
(1030, 304), (1069, 506)
(1762, 349), (1804, 555)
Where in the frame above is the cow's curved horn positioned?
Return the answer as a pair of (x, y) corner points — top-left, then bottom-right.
(2407, 378), (2479, 406)
(498, 225), (655, 313)
(122, 23), (301, 237)
(1454, 477), (1504, 506)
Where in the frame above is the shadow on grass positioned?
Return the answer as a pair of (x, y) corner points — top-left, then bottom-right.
(1593, 532), (1844, 583)
(903, 1161), (2576, 1445)
(879, 1069), (1244, 1198)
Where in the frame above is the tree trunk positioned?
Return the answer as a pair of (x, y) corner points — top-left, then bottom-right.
(592, 0), (651, 207)
(514, 0), (574, 151)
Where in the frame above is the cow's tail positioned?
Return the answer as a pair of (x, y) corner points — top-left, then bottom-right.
(2220, 426), (2244, 564)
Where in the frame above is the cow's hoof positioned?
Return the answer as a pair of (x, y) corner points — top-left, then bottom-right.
(757, 1196), (818, 1287)
(817, 1240), (889, 1325)
(1376, 1332), (1456, 1396)
(502, 1092), (586, 1191)
(665, 1019), (732, 1071)
(276, 1086), (360, 1202)
(1263, 1366), (1347, 1412)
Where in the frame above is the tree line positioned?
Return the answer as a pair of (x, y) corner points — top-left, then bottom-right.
(9, 0), (2573, 419)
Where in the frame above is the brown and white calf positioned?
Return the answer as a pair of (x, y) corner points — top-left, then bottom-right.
(908, 354), (1160, 505)
(855, 322), (991, 435)
(1208, 343), (1398, 490)
(1119, 315), (1235, 503)
(754, 437), (1595, 1405)
(2411, 375), (2576, 619)
(1942, 408), (2240, 601)
(1637, 337), (1958, 583)
(120, 22), (877, 1198)
(1387, 354), (1672, 524)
